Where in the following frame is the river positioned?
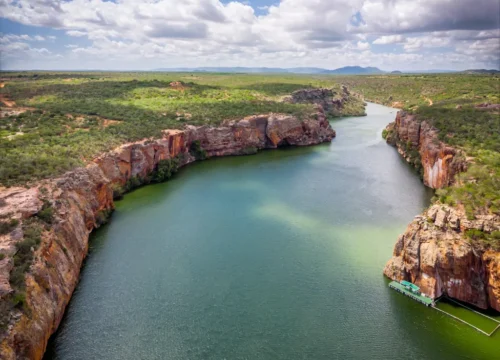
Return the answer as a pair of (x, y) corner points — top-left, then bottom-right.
(45, 103), (499, 359)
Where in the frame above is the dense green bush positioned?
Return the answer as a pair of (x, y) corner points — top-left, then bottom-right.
(152, 157), (180, 183)
(189, 140), (207, 160)
(36, 200), (54, 224)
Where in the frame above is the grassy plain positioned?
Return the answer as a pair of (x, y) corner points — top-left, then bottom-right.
(0, 72), (364, 185)
(0, 73), (499, 237)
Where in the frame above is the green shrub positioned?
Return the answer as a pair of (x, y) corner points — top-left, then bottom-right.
(36, 200), (54, 224)
(152, 157), (179, 183)
(10, 221), (43, 290)
(189, 140), (207, 160)
(0, 219), (19, 235)
(110, 183), (125, 200)
(465, 229), (485, 240)
(126, 175), (143, 191)
(11, 292), (26, 309)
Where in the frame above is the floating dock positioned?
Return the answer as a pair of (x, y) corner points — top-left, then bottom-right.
(389, 280), (500, 336)
(388, 281), (434, 306)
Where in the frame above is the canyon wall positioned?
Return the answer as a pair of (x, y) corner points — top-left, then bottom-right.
(383, 111), (500, 311)
(384, 111), (466, 189)
(0, 109), (335, 359)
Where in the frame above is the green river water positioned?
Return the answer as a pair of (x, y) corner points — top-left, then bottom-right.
(46, 103), (500, 360)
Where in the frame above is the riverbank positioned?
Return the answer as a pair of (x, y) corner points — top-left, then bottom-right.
(383, 111), (500, 311)
(0, 107), (336, 359)
(45, 103), (499, 360)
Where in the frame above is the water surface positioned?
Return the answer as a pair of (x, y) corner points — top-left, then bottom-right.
(46, 103), (499, 359)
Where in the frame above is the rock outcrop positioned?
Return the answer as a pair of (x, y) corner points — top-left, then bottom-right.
(0, 109), (335, 359)
(384, 204), (500, 311)
(385, 111), (466, 189)
(383, 110), (500, 311)
(284, 85), (364, 116)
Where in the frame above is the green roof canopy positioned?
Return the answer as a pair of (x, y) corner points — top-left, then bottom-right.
(400, 280), (420, 291)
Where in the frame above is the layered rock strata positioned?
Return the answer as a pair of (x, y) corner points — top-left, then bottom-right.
(384, 204), (500, 311)
(383, 111), (499, 311)
(384, 111), (466, 189)
(0, 110), (335, 359)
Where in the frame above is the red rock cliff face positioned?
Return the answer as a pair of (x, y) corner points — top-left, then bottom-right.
(384, 204), (500, 310)
(386, 111), (466, 189)
(0, 111), (335, 359)
(383, 111), (500, 311)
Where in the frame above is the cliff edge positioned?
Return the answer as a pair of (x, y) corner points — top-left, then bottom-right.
(0, 104), (337, 359)
(383, 111), (500, 311)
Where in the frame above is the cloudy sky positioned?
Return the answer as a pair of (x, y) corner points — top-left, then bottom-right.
(1, 0), (499, 71)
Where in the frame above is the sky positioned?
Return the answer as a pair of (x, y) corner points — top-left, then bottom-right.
(0, 0), (499, 71)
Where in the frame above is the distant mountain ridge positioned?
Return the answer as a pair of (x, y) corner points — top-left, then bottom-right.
(154, 66), (384, 75)
(461, 69), (500, 74)
(153, 66), (499, 75)
(320, 66), (384, 74)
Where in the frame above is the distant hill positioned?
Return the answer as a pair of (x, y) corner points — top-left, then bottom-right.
(153, 66), (386, 75)
(321, 66), (385, 75)
(391, 70), (403, 74)
(461, 69), (500, 74)
(154, 67), (290, 73)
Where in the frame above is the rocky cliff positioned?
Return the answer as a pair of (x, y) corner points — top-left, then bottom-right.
(384, 204), (500, 310)
(383, 111), (500, 311)
(384, 111), (466, 189)
(284, 85), (365, 116)
(0, 109), (335, 359)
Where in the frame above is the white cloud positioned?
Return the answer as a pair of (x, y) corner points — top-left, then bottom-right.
(0, 34), (49, 43)
(0, 0), (498, 70)
(403, 36), (450, 52)
(373, 35), (405, 45)
(66, 30), (87, 37)
(359, 0), (500, 33)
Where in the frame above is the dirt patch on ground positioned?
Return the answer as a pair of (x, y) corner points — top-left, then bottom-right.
(169, 81), (188, 91)
(391, 101), (404, 108)
(66, 114), (86, 123)
(102, 118), (121, 127)
(0, 94), (16, 108)
(66, 113), (122, 127)
(0, 108), (32, 118)
(175, 112), (192, 121)
(5, 132), (24, 140)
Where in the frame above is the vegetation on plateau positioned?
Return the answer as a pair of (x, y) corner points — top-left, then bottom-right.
(0, 72), (498, 250)
(344, 74), (499, 249)
(0, 72), (361, 185)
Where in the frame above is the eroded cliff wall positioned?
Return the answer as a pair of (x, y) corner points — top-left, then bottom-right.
(383, 111), (500, 311)
(385, 111), (466, 189)
(0, 110), (335, 359)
